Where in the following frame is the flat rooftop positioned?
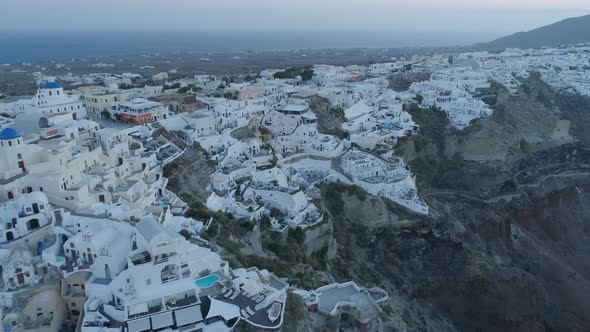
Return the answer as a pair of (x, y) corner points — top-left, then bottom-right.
(317, 284), (359, 313)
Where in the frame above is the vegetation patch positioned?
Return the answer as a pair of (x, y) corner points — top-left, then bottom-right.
(273, 67), (314, 81)
(282, 292), (306, 332)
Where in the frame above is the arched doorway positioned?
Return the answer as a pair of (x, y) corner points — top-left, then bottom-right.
(27, 219), (40, 231)
(6, 231), (14, 241)
(16, 268), (24, 285)
(105, 264), (111, 278)
(38, 117), (50, 128)
(161, 264), (179, 284)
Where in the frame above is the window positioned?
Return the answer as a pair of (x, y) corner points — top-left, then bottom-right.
(70, 243), (75, 248)
(146, 279), (151, 285)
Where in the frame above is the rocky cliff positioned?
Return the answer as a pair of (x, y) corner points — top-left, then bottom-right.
(169, 75), (590, 331)
(314, 74), (590, 331)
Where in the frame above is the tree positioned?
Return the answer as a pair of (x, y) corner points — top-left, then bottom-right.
(270, 207), (283, 219)
(177, 86), (193, 94)
(167, 83), (181, 89)
(201, 221), (218, 241)
(101, 110), (112, 120)
(260, 215), (271, 230)
(300, 69), (314, 81)
(179, 229), (191, 240)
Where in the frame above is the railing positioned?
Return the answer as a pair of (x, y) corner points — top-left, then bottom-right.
(153, 256), (169, 265)
(23, 317), (53, 329)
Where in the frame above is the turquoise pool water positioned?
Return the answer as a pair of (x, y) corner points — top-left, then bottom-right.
(195, 274), (220, 288)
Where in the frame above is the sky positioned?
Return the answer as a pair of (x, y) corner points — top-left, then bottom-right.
(2, 0), (590, 36)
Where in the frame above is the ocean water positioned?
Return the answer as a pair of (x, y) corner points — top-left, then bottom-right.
(0, 30), (497, 64)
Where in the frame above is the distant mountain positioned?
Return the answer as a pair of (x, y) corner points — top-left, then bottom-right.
(475, 14), (590, 51)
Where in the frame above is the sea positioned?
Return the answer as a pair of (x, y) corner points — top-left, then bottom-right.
(0, 30), (499, 64)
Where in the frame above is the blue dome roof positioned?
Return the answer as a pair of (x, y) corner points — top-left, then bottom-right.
(43, 81), (62, 89)
(0, 128), (22, 140)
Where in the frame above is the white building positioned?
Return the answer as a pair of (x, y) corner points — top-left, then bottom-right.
(0, 192), (50, 243)
(0, 246), (38, 290)
(35, 81), (87, 120)
(82, 217), (240, 332)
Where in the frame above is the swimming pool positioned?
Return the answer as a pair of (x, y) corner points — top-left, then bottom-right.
(195, 274), (220, 289)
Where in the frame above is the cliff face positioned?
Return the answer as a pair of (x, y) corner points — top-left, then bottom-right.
(316, 76), (590, 331)
(165, 76), (590, 331)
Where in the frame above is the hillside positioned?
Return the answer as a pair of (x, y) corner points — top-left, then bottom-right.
(476, 14), (590, 51)
(166, 75), (590, 331)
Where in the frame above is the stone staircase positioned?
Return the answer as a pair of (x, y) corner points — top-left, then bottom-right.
(152, 123), (189, 150)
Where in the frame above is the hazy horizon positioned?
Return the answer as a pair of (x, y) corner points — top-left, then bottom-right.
(0, 29), (500, 64)
(2, 0), (589, 34)
(1, 1), (589, 64)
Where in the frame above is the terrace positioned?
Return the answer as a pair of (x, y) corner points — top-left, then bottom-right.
(213, 287), (284, 329)
(127, 298), (164, 320)
(317, 284), (360, 314)
(164, 290), (199, 310)
(129, 250), (151, 266)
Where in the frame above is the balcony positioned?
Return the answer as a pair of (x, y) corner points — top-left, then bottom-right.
(130, 250), (151, 265)
(23, 317), (53, 329)
(165, 290), (198, 310)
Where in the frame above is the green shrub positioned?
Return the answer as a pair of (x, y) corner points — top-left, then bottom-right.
(179, 229), (191, 240)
